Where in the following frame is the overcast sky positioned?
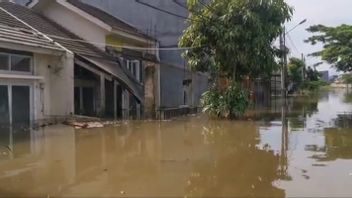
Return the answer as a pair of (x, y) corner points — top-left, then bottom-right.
(284, 0), (352, 75)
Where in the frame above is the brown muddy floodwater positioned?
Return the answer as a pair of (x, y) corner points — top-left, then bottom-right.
(1, 89), (352, 197)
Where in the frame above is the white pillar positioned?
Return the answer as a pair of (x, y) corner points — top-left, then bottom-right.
(122, 90), (129, 119)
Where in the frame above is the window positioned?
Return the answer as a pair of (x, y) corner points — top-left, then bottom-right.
(11, 55), (31, 72)
(0, 53), (32, 73)
(126, 60), (141, 83)
(0, 54), (9, 70)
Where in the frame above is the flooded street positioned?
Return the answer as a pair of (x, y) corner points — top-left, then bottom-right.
(1, 89), (352, 197)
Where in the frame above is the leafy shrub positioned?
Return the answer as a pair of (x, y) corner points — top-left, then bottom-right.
(201, 83), (249, 118)
(301, 80), (328, 91)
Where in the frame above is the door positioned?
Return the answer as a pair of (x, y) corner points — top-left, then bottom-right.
(0, 84), (31, 127)
(0, 85), (10, 147)
(0, 85), (10, 125)
(12, 85), (30, 127)
(82, 87), (95, 116)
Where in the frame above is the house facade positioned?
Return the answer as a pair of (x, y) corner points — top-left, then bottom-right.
(27, 0), (161, 119)
(0, 1), (149, 125)
(0, 6), (74, 127)
(66, 0), (209, 112)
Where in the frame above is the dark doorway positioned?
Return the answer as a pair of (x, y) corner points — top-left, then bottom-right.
(74, 65), (99, 117)
(12, 86), (30, 127)
(82, 87), (95, 116)
(0, 85), (9, 125)
(0, 85), (10, 152)
(74, 87), (81, 115)
(116, 84), (122, 119)
(105, 79), (114, 118)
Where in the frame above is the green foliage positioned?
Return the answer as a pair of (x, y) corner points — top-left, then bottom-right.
(301, 80), (328, 91)
(201, 83), (249, 118)
(306, 67), (321, 81)
(306, 24), (352, 72)
(342, 73), (352, 84)
(180, 0), (293, 80)
(288, 57), (305, 84)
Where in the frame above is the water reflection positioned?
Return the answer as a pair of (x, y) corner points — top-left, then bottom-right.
(1, 90), (352, 197)
(186, 121), (284, 197)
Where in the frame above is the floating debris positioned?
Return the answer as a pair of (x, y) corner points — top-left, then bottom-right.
(64, 121), (104, 129)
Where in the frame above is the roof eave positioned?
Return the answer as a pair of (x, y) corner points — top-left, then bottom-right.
(0, 39), (66, 56)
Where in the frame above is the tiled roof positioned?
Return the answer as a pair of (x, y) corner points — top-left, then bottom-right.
(0, 23), (63, 52)
(0, 2), (143, 101)
(0, 2), (109, 58)
(66, 0), (156, 41)
(0, 6), (61, 51)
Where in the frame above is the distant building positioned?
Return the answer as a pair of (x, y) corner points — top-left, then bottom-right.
(319, 70), (329, 83)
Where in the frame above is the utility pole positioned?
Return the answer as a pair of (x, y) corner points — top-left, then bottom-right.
(301, 53), (306, 81)
(280, 19), (307, 99)
(280, 28), (287, 99)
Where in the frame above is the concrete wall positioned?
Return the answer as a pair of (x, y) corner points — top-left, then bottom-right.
(160, 64), (208, 108)
(0, 44), (74, 123)
(40, 2), (108, 50)
(82, 0), (187, 67)
(159, 64), (185, 108)
(34, 52), (74, 120)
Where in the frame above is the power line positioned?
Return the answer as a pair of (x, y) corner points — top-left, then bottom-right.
(135, 0), (210, 23)
(135, 0), (189, 20)
(286, 33), (299, 55)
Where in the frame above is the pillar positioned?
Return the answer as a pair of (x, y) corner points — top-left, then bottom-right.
(144, 63), (156, 119)
(122, 89), (130, 119)
(99, 74), (105, 116)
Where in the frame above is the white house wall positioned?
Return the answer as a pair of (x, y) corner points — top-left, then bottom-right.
(41, 2), (108, 50)
(34, 53), (74, 120)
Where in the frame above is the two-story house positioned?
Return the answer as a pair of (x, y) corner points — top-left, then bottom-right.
(26, 0), (160, 119)
(49, 0), (209, 117)
(0, 1), (150, 124)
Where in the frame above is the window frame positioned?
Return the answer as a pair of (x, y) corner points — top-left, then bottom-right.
(0, 52), (33, 75)
(125, 59), (142, 83)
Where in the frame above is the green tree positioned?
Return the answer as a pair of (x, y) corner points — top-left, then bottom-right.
(342, 73), (352, 90)
(306, 67), (320, 81)
(305, 24), (352, 72)
(180, 0), (293, 118)
(288, 57), (305, 84)
(342, 73), (352, 85)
